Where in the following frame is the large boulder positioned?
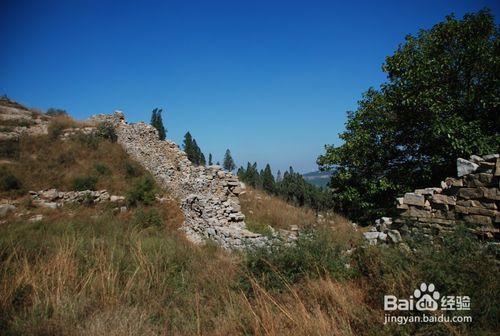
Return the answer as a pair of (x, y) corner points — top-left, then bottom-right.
(457, 158), (479, 177)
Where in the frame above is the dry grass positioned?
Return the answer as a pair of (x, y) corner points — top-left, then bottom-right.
(0, 133), (149, 197)
(240, 188), (317, 231)
(0, 207), (374, 336)
(240, 187), (359, 245)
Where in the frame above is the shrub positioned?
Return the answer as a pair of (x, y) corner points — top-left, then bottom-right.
(133, 208), (164, 229)
(124, 161), (141, 178)
(126, 176), (156, 206)
(0, 167), (22, 191)
(0, 139), (20, 159)
(96, 122), (117, 142)
(45, 108), (67, 117)
(56, 151), (76, 167)
(244, 228), (352, 291)
(72, 175), (97, 191)
(94, 163), (111, 175)
(76, 133), (100, 149)
(47, 116), (75, 140)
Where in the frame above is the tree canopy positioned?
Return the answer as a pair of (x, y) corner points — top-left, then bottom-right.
(183, 132), (205, 166)
(150, 108), (166, 140)
(223, 149), (236, 171)
(317, 9), (500, 222)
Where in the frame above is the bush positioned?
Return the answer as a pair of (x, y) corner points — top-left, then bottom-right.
(352, 226), (500, 332)
(72, 175), (97, 191)
(0, 139), (20, 159)
(0, 167), (22, 191)
(124, 161), (141, 178)
(133, 208), (164, 229)
(56, 151), (76, 167)
(126, 176), (156, 206)
(96, 122), (117, 142)
(244, 228), (351, 291)
(45, 108), (67, 117)
(47, 116), (75, 140)
(76, 133), (100, 149)
(94, 163), (111, 175)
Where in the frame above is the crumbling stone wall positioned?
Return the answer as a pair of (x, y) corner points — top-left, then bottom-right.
(90, 112), (266, 249)
(367, 154), (499, 245)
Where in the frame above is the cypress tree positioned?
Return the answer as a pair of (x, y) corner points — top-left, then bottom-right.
(262, 163), (275, 193)
(208, 153), (213, 166)
(223, 149), (236, 172)
(183, 132), (195, 163)
(276, 170), (282, 182)
(150, 108), (166, 140)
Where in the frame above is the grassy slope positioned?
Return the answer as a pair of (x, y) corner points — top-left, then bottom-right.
(0, 117), (498, 335)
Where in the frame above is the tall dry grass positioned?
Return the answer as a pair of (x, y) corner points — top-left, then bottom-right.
(0, 132), (150, 196)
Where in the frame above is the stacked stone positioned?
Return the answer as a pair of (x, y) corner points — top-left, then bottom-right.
(30, 188), (124, 208)
(95, 112), (268, 249)
(390, 154), (499, 241)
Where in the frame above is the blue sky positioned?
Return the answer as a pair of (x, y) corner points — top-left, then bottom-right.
(1, 0), (498, 173)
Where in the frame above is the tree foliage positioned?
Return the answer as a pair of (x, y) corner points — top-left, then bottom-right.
(150, 108), (166, 140)
(223, 149), (236, 171)
(317, 10), (500, 222)
(45, 108), (68, 117)
(183, 132), (205, 165)
(238, 163), (333, 212)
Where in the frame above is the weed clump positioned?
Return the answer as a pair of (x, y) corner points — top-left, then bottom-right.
(72, 175), (98, 191)
(126, 176), (156, 206)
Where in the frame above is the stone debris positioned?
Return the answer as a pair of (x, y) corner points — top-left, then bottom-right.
(59, 126), (97, 140)
(367, 154), (499, 245)
(89, 112), (268, 249)
(30, 189), (118, 207)
(0, 204), (16, 217)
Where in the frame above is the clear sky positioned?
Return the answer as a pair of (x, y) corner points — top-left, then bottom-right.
(1, 0), (498, 173)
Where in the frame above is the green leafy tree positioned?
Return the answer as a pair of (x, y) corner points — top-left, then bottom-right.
(318, 9), (500, 222)
(150, 108), (166, 140)
(223, 149), (236, 172)
(208, 153), (213, 165)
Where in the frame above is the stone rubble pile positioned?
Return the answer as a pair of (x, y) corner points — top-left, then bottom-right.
(365, 154), (499, 245)
(29, 189), (125, 208)
(89, 112), (268, 249)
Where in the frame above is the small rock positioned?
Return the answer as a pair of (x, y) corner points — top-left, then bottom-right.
(387, 230), (402, 244)
(0, 204), (16, 217)
(28, 214), (44, 222)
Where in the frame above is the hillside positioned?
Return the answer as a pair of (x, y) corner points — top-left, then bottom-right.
(0, 103), (498, 335)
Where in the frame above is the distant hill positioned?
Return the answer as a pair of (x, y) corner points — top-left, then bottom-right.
(302, 170), (333, 188)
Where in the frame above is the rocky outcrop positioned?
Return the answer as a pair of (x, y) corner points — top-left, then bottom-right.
(29, 188), (124, 207)
(0, 97), (49, 140)
(89, 112), (267, 249)
(366, 154), (499, 244)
